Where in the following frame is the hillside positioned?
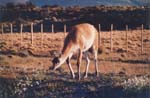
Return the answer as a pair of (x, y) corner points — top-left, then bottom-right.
(0, 5), (149, 32)
(31, 0), (150, 6)
(0, 0), (149, 6)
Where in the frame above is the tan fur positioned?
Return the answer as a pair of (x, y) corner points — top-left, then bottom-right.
(53, 23), (99, 80)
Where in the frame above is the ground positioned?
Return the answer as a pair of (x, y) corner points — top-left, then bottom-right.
(0, 30), (150, 98)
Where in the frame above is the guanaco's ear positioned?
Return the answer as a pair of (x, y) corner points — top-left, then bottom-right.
(54, 51), (61, 57)
(50, 50), (61, 58)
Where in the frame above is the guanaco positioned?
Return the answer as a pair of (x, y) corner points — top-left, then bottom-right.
(52, 23), (99, 80)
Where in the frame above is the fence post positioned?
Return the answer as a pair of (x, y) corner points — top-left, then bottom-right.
(64, 24), (66, 37)
(10, 23), (13, 45)
(98, 24), (101, 48)
(41, 24), (43, 47)
(31, 23), (33, 46)
(1, 24), (3, 34)
(41, 24), (43, 33)
(52, 24), (54, 33)
(110, 24), (113, 52)
(141, 24), (143, 53)
(1, 24), (3, 39)
(126, 25), (128, 52)
(20, 24), (23, 45)
(10, 23), (13, 34)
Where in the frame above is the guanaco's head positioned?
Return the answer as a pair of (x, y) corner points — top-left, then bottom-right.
(51, 57), (60, 70)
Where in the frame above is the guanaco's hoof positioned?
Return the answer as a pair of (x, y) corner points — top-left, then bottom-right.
(83, 75), (88, 79)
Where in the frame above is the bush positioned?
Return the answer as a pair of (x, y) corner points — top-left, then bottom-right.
(123, 76), (150, 97)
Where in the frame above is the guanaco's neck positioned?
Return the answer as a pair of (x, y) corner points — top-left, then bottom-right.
(59, 42), (74, 62)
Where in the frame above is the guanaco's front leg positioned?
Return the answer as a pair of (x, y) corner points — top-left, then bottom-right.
(66, 53), (75, 79)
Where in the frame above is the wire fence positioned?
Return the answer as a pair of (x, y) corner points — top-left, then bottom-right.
(0, 23), (149, 54)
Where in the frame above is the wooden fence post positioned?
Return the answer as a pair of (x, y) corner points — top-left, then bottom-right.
(141, 24), (143, 53)
(41, 24), (43, 47)
(20, 24), (23, 45)
(10, 23), (13, 45)
(41, 24), (43, 33)
(1, 24), (3, 39)
(10, 23), (13, 34)
(52, 24), (54, 33)
(31, 23), (33, 46)
(110, 24), (113, 52)
(98, 24), (101, 48)
(64, 24), (66, 37)
(1, 24), (3, 34)
(126, 25), (128, 52)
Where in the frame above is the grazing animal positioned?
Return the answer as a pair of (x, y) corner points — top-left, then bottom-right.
(52, 23), (99, 80)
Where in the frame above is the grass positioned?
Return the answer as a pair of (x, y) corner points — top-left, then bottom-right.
(0, 41), (6, 49)
(0, 30), (149, 98)
(0, 72), (149, 98)
(123, 76), (150, 97)
(0, 56), (9, 66)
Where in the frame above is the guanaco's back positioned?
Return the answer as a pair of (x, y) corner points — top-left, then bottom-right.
(63, 23), (98, 53)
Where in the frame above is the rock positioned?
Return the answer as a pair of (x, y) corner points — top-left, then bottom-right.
(52, 16), (57, 22)
(8, 55), (13, 58)
(117, 48), (126, 53)
(17, 50), (29, 57)
(121, 53), (126, 58)
(88, 85), (96, 92)
(119, 71), (126, 75)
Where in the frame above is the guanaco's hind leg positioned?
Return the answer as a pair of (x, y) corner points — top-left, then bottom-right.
(66, 53), (75, 79)
(93, 33), (99, 76)
(94, 49), (99, 76)
(84, 52), (90, 78)
(77, 49), (83, 80)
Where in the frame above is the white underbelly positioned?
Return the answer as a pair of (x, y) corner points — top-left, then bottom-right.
(83, 37), (94, 52)
(72, 35), (95, 53)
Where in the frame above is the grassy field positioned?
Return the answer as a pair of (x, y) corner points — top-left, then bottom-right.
(0, 30), (150, 98)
